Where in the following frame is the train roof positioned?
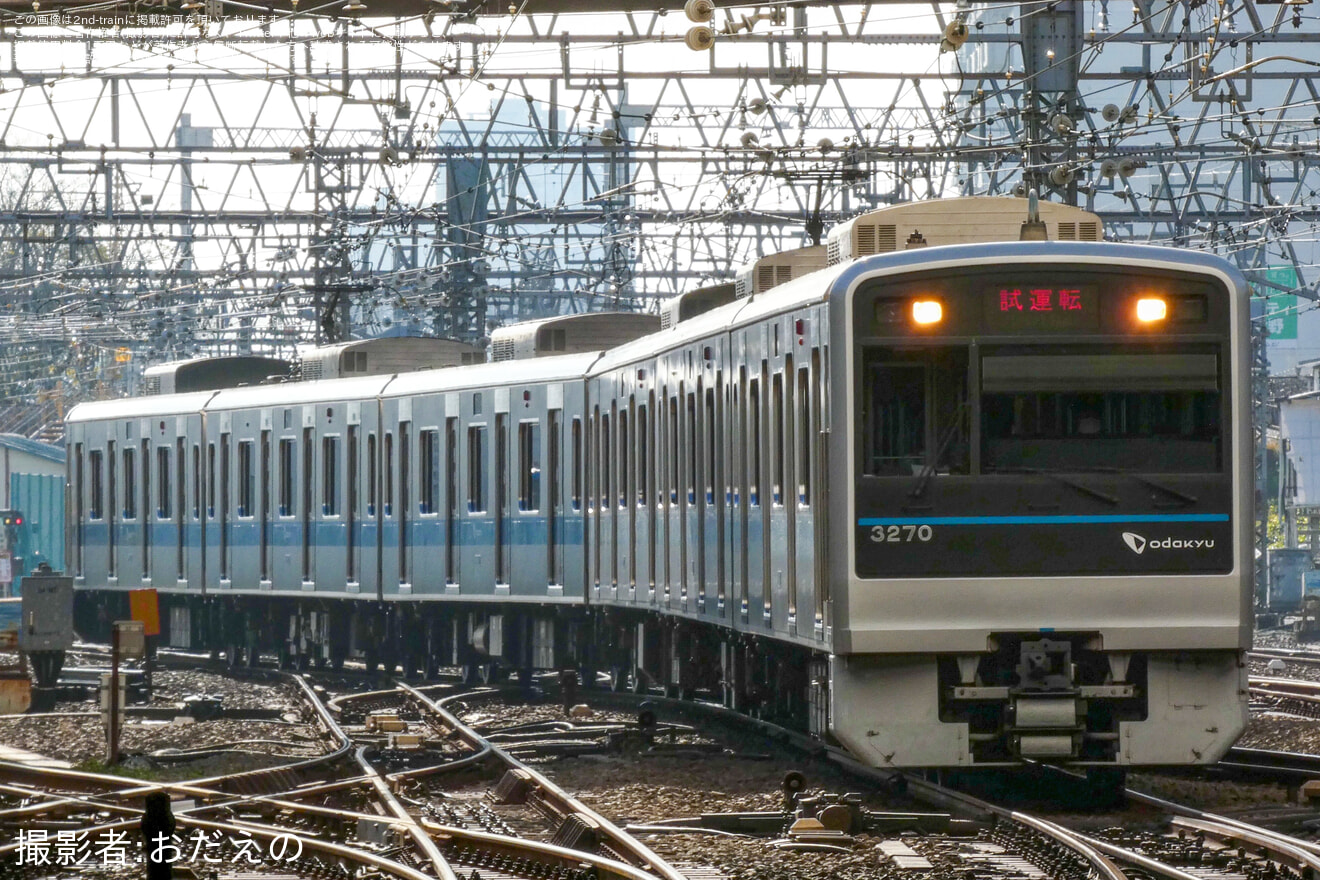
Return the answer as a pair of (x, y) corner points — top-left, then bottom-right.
(382, 352), (603, 397)
(590, 262), (850, 374)
(67, 391), (221, 424)
(827, 239), (1251, 296)
(69, 353), (607, 423)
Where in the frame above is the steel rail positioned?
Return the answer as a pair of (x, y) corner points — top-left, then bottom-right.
(399, 681), (689, 880)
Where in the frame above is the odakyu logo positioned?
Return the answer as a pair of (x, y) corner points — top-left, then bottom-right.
(1121, 531), (1215, 555)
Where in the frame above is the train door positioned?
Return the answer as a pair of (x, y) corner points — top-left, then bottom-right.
(117, 422), (143, 588)
(700, 338), (726, 622)
(563, 382), (587, 602)
(186, 431), (204, 592)
(377, 398), (408, 596)
(661, 357), (681, 610)
(230, 412), (261, 593)
(767, 319), (792, 636)
(495, 390), (511, 593)
(358, 401), (381, 598)
(315, 402), (350, 595)
(411, 394), (444, 597)
(272, 409), (299, 592)
(547, 396), (566, 594)
(258, 421), (272, 589)
(745, 328), (768, 629)
(444, 393), (460, 593)
(148, 414), (179, 591)
(513, 384), (548, 599)
(795, 315), (825, 643)
(462, 389), (495, 592)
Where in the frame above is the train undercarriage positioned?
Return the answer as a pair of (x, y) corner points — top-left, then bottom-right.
(72, 591), (1245, 770)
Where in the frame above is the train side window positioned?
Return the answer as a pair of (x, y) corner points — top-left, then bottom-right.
(123, 448), (136, 519)
(238, 441), (254, 518)
(686, 393), (696, 505)
(384, 432), (394, 517)
(667, 395), (679, 504)
(571, 417), (582, 511)
(323, 436), (340, 516)
(367, 434), (378, 516)
(279, 439), (295, 516)
(107, 441), (117, 523)
(192, 443), (201, 519)
(468, 426), (487, 513)
(799, 364), (812, 505)
(748, 378), (761, 506)
(89, 449), (104, 519)
(637, 403), (648, 507)
(302, 428), (313, 581)
(704, 387), (715, 504)
(420, 429), (439, 514)
(772, 371), (784, 506)
(601, 413), (611, 513)
(619, 408), (629, 509)
(157, 446), (172, 519)
(518, 421), (540, 512)
(220, 437), (230, 579)
(445, 418), (457, 583)
(207, 443), (216, 517)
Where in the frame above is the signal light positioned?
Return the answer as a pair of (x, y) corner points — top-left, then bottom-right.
(1136, 297), (1167, 322)
(912, 300), (943, 325)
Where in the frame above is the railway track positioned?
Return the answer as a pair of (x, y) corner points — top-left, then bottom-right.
(15, 652), (1320, 880)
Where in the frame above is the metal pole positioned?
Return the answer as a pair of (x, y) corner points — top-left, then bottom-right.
(108, 623), (120, 765)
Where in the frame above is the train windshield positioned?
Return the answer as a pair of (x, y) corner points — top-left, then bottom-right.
(859, 344), (1223, 476)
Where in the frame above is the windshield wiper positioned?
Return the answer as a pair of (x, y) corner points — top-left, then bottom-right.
(1076, 466), (1198, 506)
(909, 400), (968, 500)
(986, 466), (1119, 506)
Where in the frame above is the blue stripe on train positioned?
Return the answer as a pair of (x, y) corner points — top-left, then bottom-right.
(857, 513), (1231, 526)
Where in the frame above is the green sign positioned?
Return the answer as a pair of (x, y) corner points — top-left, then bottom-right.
(1253, 265), (1299, 340)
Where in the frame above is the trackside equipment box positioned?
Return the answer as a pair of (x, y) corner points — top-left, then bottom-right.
(18, 569), (73, 652)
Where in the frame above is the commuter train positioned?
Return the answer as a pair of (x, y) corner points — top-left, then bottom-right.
(66, 197), (1252, 769)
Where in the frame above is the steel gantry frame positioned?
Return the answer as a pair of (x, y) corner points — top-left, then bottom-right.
(0, 3), (1316, 402)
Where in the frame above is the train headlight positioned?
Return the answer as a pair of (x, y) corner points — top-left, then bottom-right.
(912, 299), (943, 325)
(1136, 297), (1168, 322)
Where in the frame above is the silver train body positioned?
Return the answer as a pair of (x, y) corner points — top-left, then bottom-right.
(67, 240), (1252, 768)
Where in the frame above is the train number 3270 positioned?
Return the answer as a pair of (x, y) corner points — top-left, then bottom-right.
(869, 524), (934, 543)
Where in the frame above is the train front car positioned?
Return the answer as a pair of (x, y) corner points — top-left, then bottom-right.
(828, 242), (1252, 769)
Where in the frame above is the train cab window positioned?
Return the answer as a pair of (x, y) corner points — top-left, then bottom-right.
(518, 421), (541, 512)
(468, 426), (487, 513)
(323, 436), (339, 516)
(980, 350), (1221, 473)
(238, 441), (254, 517)
(420, 429), (439, 514)
(571, 417), (582, 511)
(89, 450), (104, 519)
(157, 447), (171, 519)
(859, 347), (969, 477)
(279, 439), (295, 516)
(123, 448), (137, 519)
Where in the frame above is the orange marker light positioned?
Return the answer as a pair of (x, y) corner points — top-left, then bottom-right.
(912, 299), (943, 325)
(1136, 297), (1167, 322)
